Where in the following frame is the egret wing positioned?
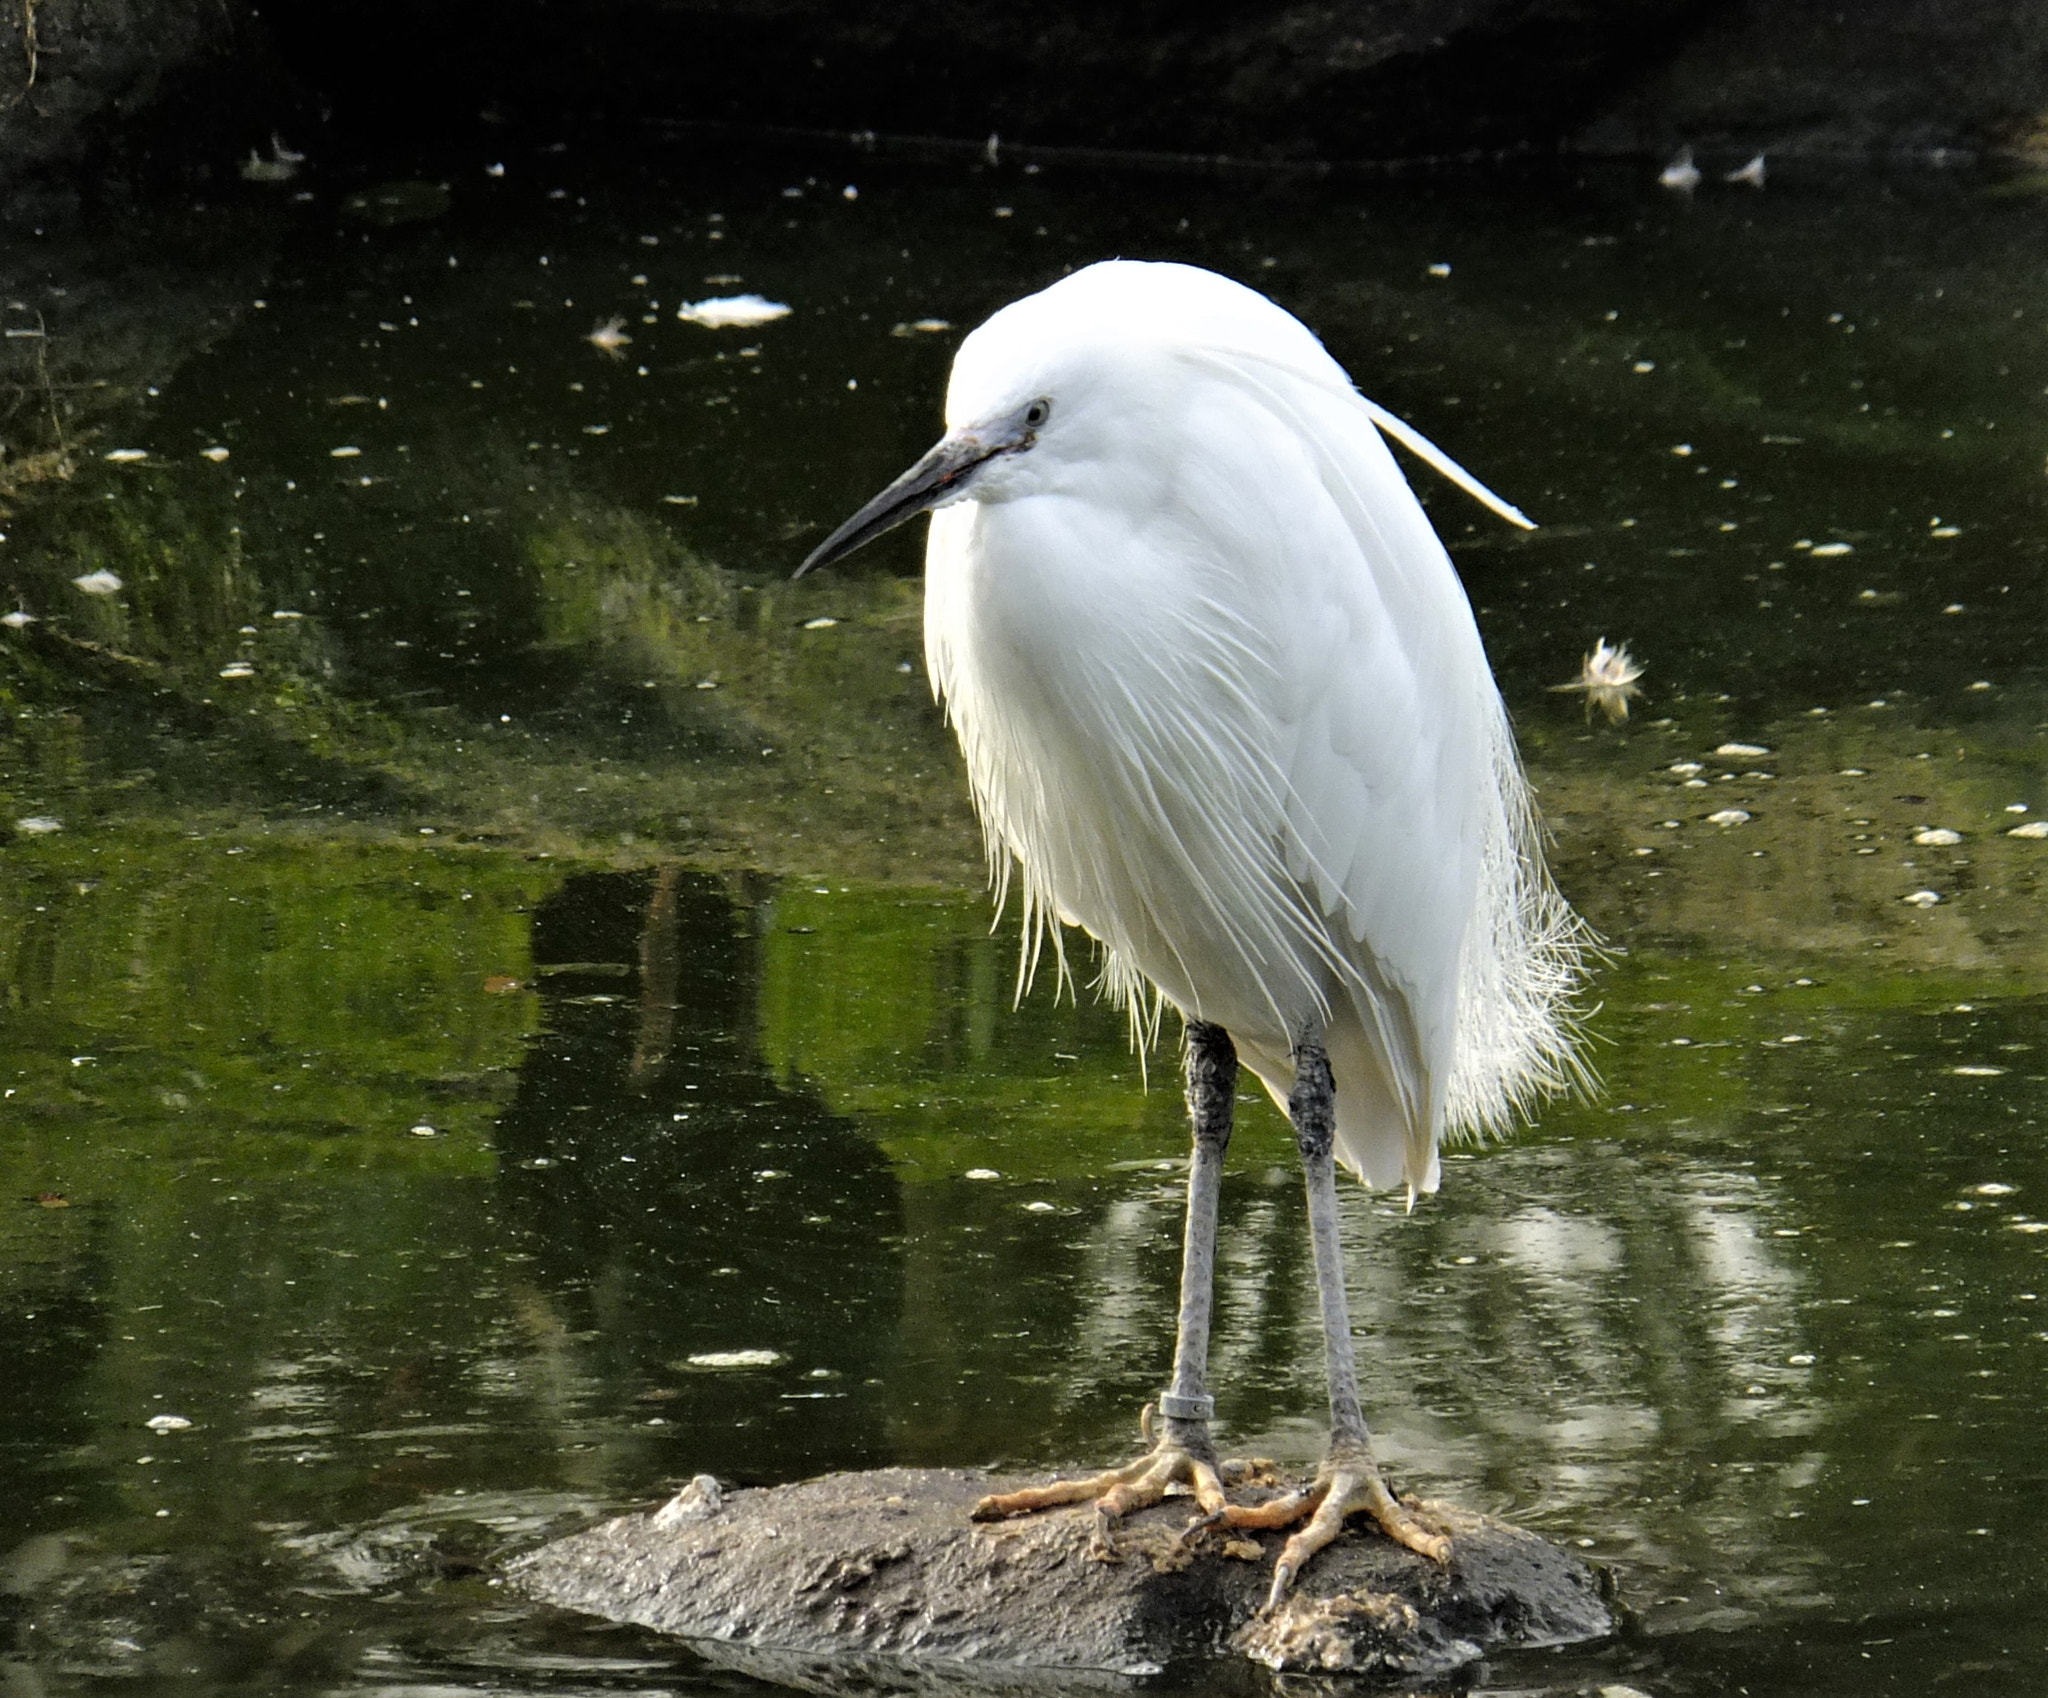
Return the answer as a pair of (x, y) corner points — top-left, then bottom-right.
(1198, 355), (1505, 1188)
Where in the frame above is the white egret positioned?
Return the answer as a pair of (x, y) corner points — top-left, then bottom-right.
(799, 261), (1590, 1605)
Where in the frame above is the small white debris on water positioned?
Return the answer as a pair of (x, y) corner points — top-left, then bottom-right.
(1953, 1067), (2008, 1079)
(2, 610), (37, 628)
(586, 315), (632, 358)
(1715, 742), (1770, 757)
(965, 1168), (1001, 1180)
(802, 616), (839, 630)
(1912, 827), (1962, 846)
(272, 610), (303, 620)
(686, 1349), (785, 1369)
(1670, 443), (1693, 456)
(1668, 762), (1703, 776)
(105, 448), (149, 463)
(72, 570), (122, 595)
(1631, 360), (1655, 373)
(1931, 525), (1960, 537)
(1657, 146), (1700, 192)
(409, 1123), (437, 1137)
(1550, 637), (1643, 723)
(218, 663), (255, 680)
(201, 446), (230, 462)
(676, 294), (791, 328)
(1809, 542), (1853, 556)
(14, 817), (61, 834)
(1725, 153), (1767, 188)
(330, 446), (361, 458)
(2007, 820), (2048, 839)
(1426, 263), (1451, 278)
(662, 494), (699, 506)
(1901, 889), (1942, 907)
(240, 134), (304, 183)
(145, 1414), (193, 1432)
(1707, 808), (1751, 826)
(1974, 1183), (2017, 1194)
(1024, 1200), (1057, 1212)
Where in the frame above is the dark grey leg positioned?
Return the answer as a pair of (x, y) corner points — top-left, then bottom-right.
(1159, 1019), (1237, 1456)
(971, 1019), (1242, 1530)
(1258, 1028), (1449, 1607)
(1288, 1033), (1372, 1451)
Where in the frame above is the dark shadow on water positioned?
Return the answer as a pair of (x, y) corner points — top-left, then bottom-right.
(496, 866), (907, 1483)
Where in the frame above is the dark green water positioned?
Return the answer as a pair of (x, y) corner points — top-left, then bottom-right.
(1, 138), (2044, 1695)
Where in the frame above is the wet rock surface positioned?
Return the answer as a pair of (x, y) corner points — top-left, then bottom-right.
(508, 1467), (1613, 1685)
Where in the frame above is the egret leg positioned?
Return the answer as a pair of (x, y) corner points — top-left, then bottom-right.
(1162, 1017), (1235, 1449)
(972, 1020), (1241, 1542)
(1231, 1033), (1451, 1608)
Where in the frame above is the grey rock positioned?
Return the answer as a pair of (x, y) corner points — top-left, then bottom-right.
(508, 1466), (1612, 1688)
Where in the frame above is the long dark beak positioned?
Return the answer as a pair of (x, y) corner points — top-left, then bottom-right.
(795, 431), (1000, 578)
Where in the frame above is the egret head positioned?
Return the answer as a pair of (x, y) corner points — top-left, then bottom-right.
(797, 262), (1314, 578)
(794, 386), (1057, 577)
(800, 259), (1411, 580)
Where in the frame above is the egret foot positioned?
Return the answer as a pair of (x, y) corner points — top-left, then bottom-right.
(972, 1407), (1263, 1559)
(1203, 1442), (1451, 1609)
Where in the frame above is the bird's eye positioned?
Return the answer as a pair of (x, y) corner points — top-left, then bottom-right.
(1023, 398), (1051, 428)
